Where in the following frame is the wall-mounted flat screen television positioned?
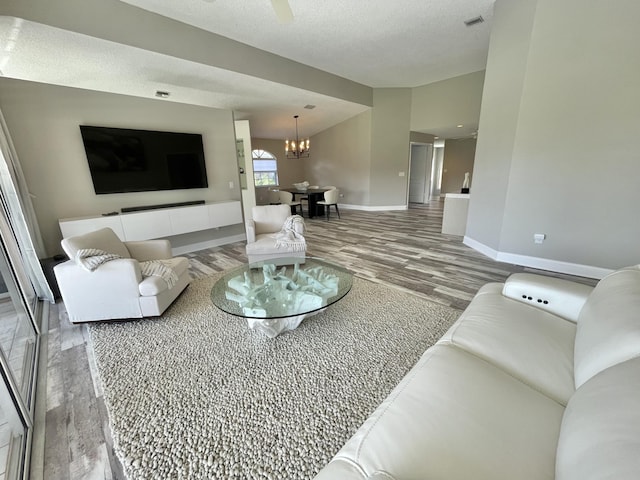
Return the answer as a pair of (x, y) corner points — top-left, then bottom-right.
(79, 125), (208, 194)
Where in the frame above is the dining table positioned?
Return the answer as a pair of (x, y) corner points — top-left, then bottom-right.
(279, 187), (330, 218)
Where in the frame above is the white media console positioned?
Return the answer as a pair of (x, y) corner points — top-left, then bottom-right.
(59, 200), (244, 253)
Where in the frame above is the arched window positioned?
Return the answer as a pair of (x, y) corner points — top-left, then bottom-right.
(252, 149), (279, 186)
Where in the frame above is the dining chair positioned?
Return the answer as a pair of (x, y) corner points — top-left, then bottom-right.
(278, 190), (303, 216)
(268, 188), (281, 205)
(317, 188), (341, 220)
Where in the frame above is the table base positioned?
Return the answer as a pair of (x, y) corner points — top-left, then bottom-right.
(246, 308), (326, 338)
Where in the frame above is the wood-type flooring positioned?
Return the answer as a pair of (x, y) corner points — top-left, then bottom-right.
(36, 200), (598, 480)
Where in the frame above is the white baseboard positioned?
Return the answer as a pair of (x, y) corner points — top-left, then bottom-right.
(463, 236), (613, 279)
(462, 236), (499, 260)
(171, 233), (247, 256)
(339, 204), (408, 211)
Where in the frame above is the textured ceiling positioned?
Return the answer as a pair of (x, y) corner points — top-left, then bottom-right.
(0, 17), (368, 138)
(122, 0), (494, 88)
(0, 0), (495, 138)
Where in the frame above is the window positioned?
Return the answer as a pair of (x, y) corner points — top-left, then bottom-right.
(252, 149), (279, 186)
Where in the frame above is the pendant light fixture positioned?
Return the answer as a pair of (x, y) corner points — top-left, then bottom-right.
(285, 115), (310, 159)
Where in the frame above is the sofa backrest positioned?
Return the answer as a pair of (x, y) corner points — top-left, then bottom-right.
(61, 227), (131, 260)
(252, 204), (290, 235)
(573, 265), (640, 388)
(556, 356), (640, 480)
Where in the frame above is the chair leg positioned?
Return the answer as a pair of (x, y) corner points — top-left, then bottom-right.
(326, 205), (330, 221)
(335, 204), (340, 219)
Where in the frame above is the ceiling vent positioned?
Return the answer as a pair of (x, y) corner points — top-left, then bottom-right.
(304, 104), (316, 109)
(155, 90), (170, 98)
(464, 16), (484, 27)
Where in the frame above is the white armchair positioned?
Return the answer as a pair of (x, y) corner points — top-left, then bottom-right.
(245, 204), (306, 264)
(54, 227), (191, 323)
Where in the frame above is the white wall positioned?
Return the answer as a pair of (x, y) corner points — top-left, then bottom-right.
(0, 78), (242, 256)
(466, 0), (640, 275)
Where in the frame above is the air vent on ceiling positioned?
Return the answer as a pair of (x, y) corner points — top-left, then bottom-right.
(155, 90), (170, 98)
(464, 16), (484, 27)
(304, 104), (316, 109)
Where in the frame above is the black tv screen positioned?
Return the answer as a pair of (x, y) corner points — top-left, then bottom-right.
(79, 125), (208, 194)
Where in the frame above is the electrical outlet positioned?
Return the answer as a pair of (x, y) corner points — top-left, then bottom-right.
(399, 171), (405, 177)
(534, 233), (546, 244)
(229, 181), (234, 189)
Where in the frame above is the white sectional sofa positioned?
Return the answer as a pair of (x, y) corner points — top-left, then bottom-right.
(314, 265), (640, 480)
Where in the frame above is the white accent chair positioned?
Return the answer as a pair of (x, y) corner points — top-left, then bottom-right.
(317, 188), (341, 220)
(54, 227), (190, 323)
(279, 190), (303, 216)
(245, 204), (306, 264)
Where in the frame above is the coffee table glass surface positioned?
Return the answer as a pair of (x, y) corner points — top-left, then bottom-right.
(210, 257), (353, 337)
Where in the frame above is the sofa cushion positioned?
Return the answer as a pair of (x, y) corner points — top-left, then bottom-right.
(556, 356), (640, 480)
(574, 265), (640, 388)
(138, 257), (189, 296)
(252, 204), (290, 235)
(317, 344), (565, 480)
(61, 227), (131, 260)
(439, 283), (577, 405)
(245, 233), (286, 255)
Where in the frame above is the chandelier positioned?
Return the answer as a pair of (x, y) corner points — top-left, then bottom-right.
(285, 115), (310, 159)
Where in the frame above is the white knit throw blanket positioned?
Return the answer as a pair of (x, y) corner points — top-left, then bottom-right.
(274, 215), (306, 252)
(75, 248), (179, 289)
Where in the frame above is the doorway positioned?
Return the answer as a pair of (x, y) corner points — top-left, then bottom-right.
(408, 143), (434, 204)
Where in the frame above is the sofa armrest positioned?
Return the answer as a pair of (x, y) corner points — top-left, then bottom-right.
(54, 259), (144, 322)
(124, 239), (172, 261)
(502, 273), (594, 322)
(314, 458), (367, 479)
(246, 220), (256, 243)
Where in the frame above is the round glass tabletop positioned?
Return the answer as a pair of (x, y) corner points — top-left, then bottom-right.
(210, 257), (353, 320)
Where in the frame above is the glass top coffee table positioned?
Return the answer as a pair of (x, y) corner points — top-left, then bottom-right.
(211, 257), (353, 337)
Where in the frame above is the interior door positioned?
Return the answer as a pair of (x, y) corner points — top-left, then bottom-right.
(409, 144), (433, 204)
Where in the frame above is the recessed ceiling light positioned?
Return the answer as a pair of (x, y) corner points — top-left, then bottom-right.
(434, 136), (439, 139)
(155, 90), (170, 98)
(457, 124), (463, 128)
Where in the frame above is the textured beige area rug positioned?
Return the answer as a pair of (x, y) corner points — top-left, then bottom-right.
(89, 275), (461, 480)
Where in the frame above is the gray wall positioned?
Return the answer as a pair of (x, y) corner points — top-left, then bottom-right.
(441, 138), (476, 195)
(307, 111), (372, 206)
(0, 78), (242, 256)
(410, 131), (436, 144)
(369, 88), (412, 207)
(466, 0), (640, 270)
(410, 71), (485, 136)
(465, 0), (536, 251)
